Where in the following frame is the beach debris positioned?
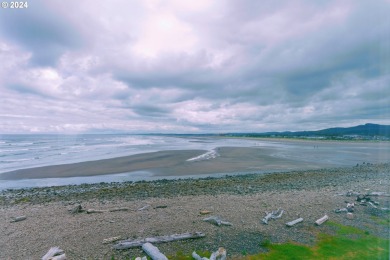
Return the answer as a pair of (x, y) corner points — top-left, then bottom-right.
(154, 205), (168, 209)
(42, 247), (66, 260)
(368, 201), (378, 208)
(192, 247), (227, 260)
(369, 191), (390, 197)
(87, 209), (108, 214)
(10, 216), (27, 223)
(200, 210), (213, 215)
(334, 208), (348, 213)
(286, 217), (303, 227)
(86, 207), (130, 214)
(346, 213), (354, 220)
(138, 205), (151, 211)
(113, 232), (205, 249)
(262, 209), (284, 224)
(109, 207), (129, 212)
(315, 215), (329, 226)
(69, 204), (84, 214)
(102, 236), (122, 244)
(203, 216), (232, 226)
(142, 242), (168, 260)
(335, 202), (355, 213)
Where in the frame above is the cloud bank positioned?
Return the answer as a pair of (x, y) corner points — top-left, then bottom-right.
(0, 0), (389, 133)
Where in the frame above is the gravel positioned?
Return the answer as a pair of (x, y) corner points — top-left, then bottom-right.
(0, 163), (389, 259)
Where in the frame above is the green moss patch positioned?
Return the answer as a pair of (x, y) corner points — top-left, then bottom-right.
(233, 221), (389, 260)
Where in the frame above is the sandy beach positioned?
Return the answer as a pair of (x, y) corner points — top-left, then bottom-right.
(2, 139), (389, 181)
(1, 163), (389, 259)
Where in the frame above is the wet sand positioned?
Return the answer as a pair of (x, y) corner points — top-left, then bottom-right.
(0, 146), (347, 180)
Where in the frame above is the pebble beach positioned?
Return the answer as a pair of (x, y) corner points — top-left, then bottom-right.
(1, 163), (389, 259)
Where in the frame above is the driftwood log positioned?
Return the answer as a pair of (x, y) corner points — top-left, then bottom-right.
(87, 208), (130, 214)
(10, 216), (26, 223)
(262, 209), (284, 224)
(286, 217), (303, 227)
(142, 243), (168, 260)
(137, 205), (150, 211)
(203, 216), (232, 226)
(193, 247), (227, 260)
(113, 232), (205, 249)
(41, 247), (66, 260)
(315, 215), (329, 225)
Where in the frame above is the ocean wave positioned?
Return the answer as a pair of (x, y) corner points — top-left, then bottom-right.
(186, 149), (220, 162)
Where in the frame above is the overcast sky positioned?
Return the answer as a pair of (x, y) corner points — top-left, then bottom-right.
(0, 0), (389, 133)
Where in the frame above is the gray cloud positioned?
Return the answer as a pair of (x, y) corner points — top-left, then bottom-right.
(0, 0), (389, 133)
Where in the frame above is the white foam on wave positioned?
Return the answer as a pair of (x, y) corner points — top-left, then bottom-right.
(186, 149), (220, 162)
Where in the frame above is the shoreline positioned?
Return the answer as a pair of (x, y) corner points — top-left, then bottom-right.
(1, 163), (388, 204)
(2, 140), (389, 181)
(1, 163), (389, 259)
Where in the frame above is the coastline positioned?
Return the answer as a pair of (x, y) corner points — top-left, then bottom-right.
(1, 163), (389, 258)
(2, 140), (389, 181)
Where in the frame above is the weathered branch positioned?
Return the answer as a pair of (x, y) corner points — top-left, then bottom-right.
(86, 207), (130, 214)
(262, 209), (284, 224)
(113, 232), (205, 249)
(286, 217), (303, 227)
(203, 216), (232, 226)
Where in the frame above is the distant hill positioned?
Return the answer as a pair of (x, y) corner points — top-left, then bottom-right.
(221, 123), (390, 140)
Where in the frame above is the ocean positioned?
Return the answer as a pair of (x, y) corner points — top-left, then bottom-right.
(0, 134), (388, 190)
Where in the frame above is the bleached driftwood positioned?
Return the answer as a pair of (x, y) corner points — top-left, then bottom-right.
(210, 247), (227, 260)
(315, 215), (329, 226)
(203, 216), (232, 226)
(262, 209), (284, 224)
(142, 243), (168, 260)
(86, 208), (130, 214)
(41, 247), (66, 260)
(138, 205), (150, 211)
(368, 201), (378, 208)
(113, 232), (205, 249)
(10, 216), (26, 223)
(368, 192), (390, 197)
(336, 202), (355, 213)
(192, 247), (227, 260)
(102, 236), (122, 244)
(286, 217), (303, 227)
